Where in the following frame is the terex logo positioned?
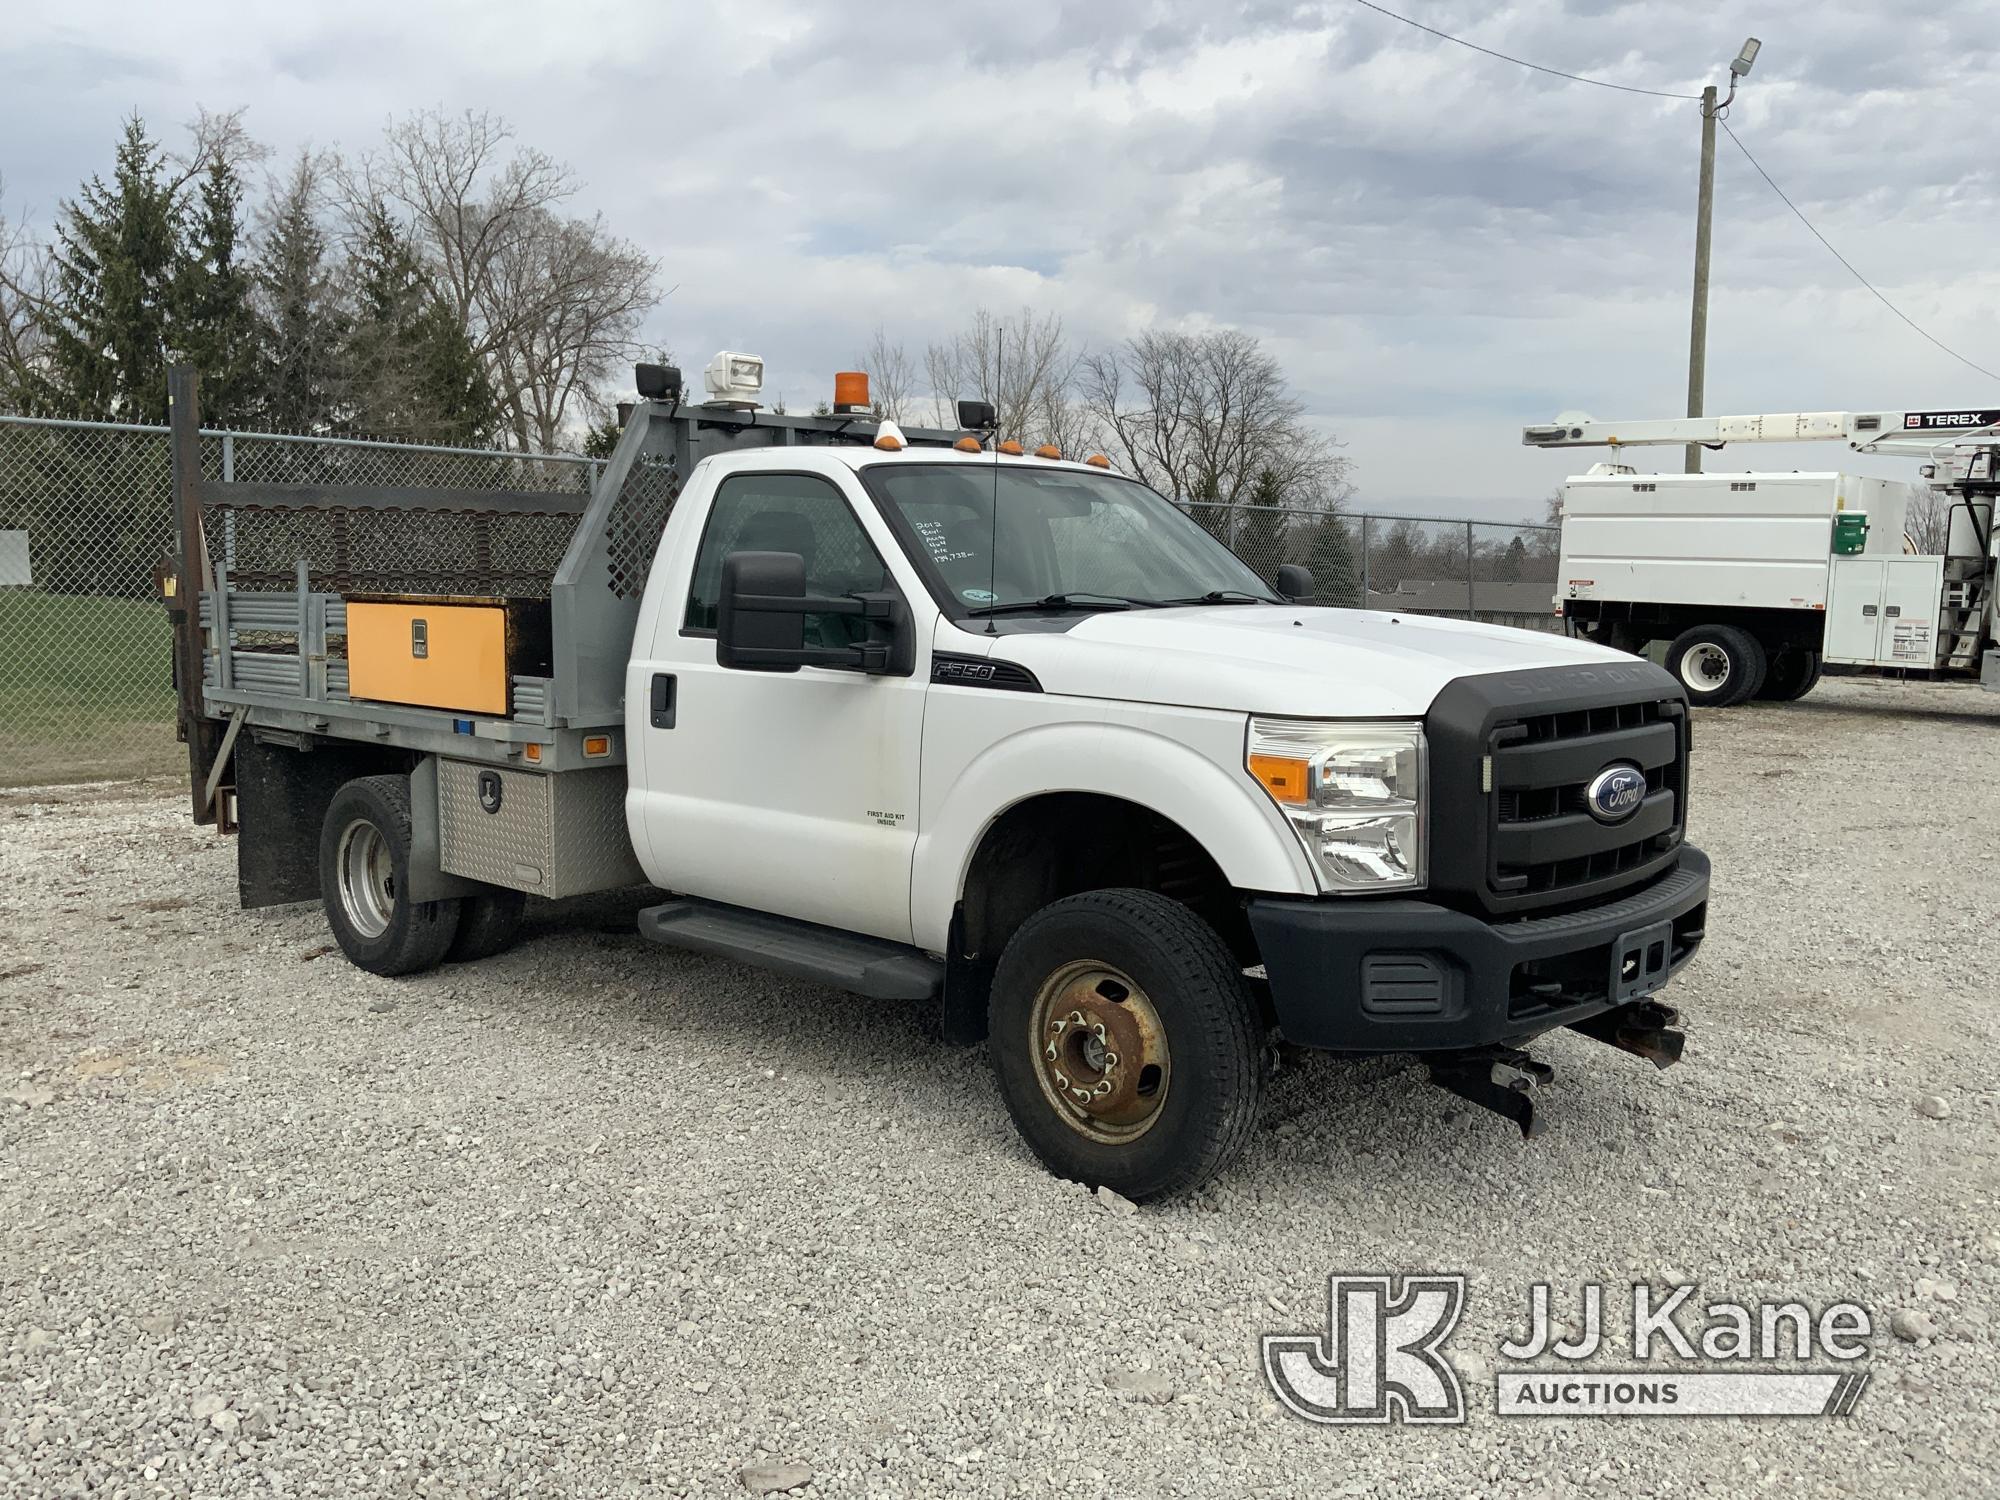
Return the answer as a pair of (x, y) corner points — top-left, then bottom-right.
(1262, 1275), (1466, 1425)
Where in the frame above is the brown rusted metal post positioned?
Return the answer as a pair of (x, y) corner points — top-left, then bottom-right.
(168, 365), (221, 824)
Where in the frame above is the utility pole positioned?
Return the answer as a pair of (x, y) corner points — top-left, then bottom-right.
(1684, 38), (1762, 475)
(1684, 86), (1718, 474)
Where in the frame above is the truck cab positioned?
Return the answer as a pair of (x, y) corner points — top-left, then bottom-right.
(171, 359), (1712, 1199)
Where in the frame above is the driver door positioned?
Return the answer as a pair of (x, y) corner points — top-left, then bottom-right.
(630, 469), (927, 943)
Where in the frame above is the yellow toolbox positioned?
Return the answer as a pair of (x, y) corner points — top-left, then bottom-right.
(345, 595), (551, 716)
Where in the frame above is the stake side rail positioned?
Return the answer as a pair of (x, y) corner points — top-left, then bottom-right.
(165, 365), (975, 802)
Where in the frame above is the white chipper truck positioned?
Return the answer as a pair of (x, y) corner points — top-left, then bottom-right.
(1523, 407), (2000, 706)
(160, 355), (1711, 1197)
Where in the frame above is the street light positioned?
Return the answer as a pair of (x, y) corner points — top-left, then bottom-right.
(1684, 35), (1761, 474)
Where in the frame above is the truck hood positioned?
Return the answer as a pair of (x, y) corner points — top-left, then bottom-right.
(981, 606), (1629, 717)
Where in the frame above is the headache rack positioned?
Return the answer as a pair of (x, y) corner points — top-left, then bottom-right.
(163, 364), (970, 825)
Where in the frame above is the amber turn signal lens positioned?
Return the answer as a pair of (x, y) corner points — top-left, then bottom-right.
(833, 371), (870, 409)
(1248, 753), (1310, 806)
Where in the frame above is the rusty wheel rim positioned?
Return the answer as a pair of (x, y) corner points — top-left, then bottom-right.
(1027, 960), (1171, 1144)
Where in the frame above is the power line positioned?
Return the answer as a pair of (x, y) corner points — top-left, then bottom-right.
(1720, 120), (2000, 384)
(1346, 0), (1999, 385)
(1344, 0), (1701, 101)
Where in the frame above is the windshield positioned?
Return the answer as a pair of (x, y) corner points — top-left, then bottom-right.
(864, 462), (1278, 612)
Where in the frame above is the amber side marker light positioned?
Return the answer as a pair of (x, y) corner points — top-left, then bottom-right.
(583, 734), (612, 759)
(523, 742), (544, 764)
(1248, 752), (1310, 806)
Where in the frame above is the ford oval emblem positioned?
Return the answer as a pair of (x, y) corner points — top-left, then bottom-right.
(1584, 764), (1647, 823)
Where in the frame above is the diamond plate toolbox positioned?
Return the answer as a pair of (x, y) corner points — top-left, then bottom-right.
(435, 759), (644, 899)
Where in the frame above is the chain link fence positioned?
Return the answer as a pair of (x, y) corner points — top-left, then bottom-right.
(1186, 502), (1560, 630)
(0, 410), (1563, 790)
(0, 414), (600, 788)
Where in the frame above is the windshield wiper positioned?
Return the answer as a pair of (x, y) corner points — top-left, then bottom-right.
(967, 592), (1156, 616)
(1152, 590), (1281, 606)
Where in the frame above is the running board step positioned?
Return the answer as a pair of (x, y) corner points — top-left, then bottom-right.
(637, 899), (944, 1001)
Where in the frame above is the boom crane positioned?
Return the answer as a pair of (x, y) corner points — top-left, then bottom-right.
(1519, 406), (2000, 705)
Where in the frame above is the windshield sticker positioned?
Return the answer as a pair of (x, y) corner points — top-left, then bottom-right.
(912, 517), (977, 564)
(960, 588), (997, 603)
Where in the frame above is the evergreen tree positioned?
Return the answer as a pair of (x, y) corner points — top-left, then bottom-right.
(1234, 467), (1288, 582)
(253, 155), (346, 432)
(35, 115), (178, 420)
(1306, 516), (1356, 605)
(342, 202), (496, 444)
(170, 155), (259, 421)
(1497, 533), (1528, 582)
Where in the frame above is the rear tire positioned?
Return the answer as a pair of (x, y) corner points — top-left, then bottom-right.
(319, 775), (462, 977)
(988, 889), (1265, 1201)
(447, 888), (527, 962)
(1758, 648), (1822, 702)
(1665, 624), (1766, 707)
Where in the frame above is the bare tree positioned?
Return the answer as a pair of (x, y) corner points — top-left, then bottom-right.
(1079, 329), (1350, 509)
(487, 208), (657, 451)
(923, 307), (1081, 442)
(857, 326), (919, 422)
(1905, 487), (1951, 555)
(0, 179), (52, 400)
(339, 108), (661, 451)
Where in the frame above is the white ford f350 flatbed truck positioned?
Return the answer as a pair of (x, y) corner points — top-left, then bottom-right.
(162, 355), (1710, 1198)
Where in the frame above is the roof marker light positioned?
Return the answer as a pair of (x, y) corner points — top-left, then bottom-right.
(953, 436), (982, 453)
(1034, 443), (1061, 460)
(997, 439), (1024, 456)
(873, 419), (907, 452)
(1084, 453), (1112, 469)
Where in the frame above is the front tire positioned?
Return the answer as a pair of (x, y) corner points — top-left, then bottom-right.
(988, 889), (1265, 1201)
(319, 775), (461, 976)
(1665, 624), (1766, 707)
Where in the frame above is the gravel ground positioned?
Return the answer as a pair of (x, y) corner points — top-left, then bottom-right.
(3, 673), (1997, 1498)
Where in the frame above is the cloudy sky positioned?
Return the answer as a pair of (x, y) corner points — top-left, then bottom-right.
(4, 0), (1997, 518)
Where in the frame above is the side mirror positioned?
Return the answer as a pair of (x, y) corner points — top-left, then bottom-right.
(1275, 563), (1315, 604)
(716, 551), (912, 675)
(717, 551), (808, 671)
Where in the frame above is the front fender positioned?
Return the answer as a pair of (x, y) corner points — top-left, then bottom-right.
(910, 711), (1316, 952)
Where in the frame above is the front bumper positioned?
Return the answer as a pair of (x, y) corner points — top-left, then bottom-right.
(1246, 847), (1710, 1053)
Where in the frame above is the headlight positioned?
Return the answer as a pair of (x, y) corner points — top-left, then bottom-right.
(1246, 718), (1426, 891)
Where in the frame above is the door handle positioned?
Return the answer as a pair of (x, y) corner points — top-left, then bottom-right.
(649, 673), (677, 729)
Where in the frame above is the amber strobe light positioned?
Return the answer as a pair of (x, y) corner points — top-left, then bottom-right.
(833, 371), (871, 413)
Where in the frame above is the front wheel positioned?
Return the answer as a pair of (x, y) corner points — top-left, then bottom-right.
(319, 775), (462, 976)
(988, 889), (1265, 1201)
(1665, 624), (1766, 707)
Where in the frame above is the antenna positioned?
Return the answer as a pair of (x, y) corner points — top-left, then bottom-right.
(985, 445), (1000, 634)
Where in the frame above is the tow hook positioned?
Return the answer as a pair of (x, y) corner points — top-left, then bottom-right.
(1429, 1047), (1554, 1139)
(1569, 999), (1686, 1070)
